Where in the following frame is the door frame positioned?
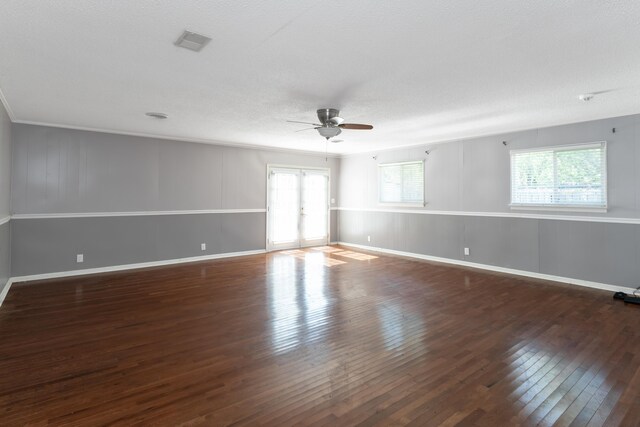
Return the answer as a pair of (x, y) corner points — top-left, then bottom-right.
(266, 164), (331, 252)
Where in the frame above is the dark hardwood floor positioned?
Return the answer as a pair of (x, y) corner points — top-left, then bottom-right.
(0, 245), (639, 426)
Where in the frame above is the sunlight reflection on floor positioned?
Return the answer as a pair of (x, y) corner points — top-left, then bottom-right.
(280, 249), (347, 267)
(333, 250), (378, 261)
(268, 250), (331, 354)
(279, 247), (377, 266)
(310, 246), (342, 253)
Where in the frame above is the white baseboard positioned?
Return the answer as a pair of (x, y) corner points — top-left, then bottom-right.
(337, 242), (632, 294)
(0, 279), (12, 307)
(8, 249), (266, 286)
(2, 242), (630, 308)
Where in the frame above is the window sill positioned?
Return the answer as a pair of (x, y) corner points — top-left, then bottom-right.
(509, 204), (608, 213)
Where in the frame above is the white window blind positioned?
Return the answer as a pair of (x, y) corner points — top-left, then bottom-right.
(510, 142), (607, 209)
(378, 161), (424, 205)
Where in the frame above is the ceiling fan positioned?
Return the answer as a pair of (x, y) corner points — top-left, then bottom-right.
(287, 108), (373, 141)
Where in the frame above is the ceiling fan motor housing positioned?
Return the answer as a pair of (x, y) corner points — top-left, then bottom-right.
(286, 108), (371, 139)
(317, 108), (341, 125)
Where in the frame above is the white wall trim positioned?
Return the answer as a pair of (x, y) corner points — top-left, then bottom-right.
(11, 209), (267, 220)
(9, 249), (267, 285)
(0, 279), (12, 308)
(509, 205), (608, 213)
(336, 207), (640, 225)
(13, 119), (340, 158)
(10, 207), (638, 224)
(337, 242), (632, 294)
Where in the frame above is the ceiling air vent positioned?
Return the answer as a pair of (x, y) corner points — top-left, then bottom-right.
(174, 30), (211, 52)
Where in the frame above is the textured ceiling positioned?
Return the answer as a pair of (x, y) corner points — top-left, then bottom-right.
(1, 1), (640, 154)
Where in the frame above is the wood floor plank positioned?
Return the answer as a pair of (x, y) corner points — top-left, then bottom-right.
(0, 245), (638, 426)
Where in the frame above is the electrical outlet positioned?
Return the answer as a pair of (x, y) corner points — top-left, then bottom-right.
(76, 254), (84, 263)
(367, 235), (371, 242)
(464, 247), (470, 256)
(201, 243), (206, 251)
(331, 198), (336, 204)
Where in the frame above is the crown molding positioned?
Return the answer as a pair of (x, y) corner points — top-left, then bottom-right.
(12, 119), (341, 158)
(0, 85), (16, 121)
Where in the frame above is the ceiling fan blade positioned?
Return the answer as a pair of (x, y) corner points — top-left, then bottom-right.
(295, 127), (319, 132)
(287, 120), (322, 126)
(339, 123), (373, 130)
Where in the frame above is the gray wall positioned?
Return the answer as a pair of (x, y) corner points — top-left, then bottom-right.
(11, 124), (340, 214)
(339, 114), (640, 289)
(11, 124), (339, 276)
(10, 114), (640, 289)
(11, 213), (266, 276)
(0, 105), (10, 219)
(0, 101), (11, 288)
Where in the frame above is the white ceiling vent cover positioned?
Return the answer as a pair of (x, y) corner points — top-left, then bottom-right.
(174, 31), (211, 52)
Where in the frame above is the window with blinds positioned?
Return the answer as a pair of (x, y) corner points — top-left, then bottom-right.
(510, 142), (607, 209)
(378, 161), (424, 205)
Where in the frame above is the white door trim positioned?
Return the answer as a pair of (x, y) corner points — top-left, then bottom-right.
(266, 164), (330, 252)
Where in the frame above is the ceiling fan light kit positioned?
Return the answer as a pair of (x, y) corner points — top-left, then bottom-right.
(317, 126), (342, 139)
(287, 108), (374, 141)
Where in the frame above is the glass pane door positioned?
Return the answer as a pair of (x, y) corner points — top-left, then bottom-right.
(267, 167), (329, 251)
(268, 168), (301, 250)
(301, 170), (329, 247)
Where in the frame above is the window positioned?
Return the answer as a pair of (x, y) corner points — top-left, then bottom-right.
(510, 142), (607, 210)
(378, 161), (424, 205)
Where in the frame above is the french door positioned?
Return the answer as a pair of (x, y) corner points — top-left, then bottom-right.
(267, 167), (330, 251)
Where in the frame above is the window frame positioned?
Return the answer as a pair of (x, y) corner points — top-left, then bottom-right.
(377, 160), (425, 207)
(509, 141), (608, 212)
